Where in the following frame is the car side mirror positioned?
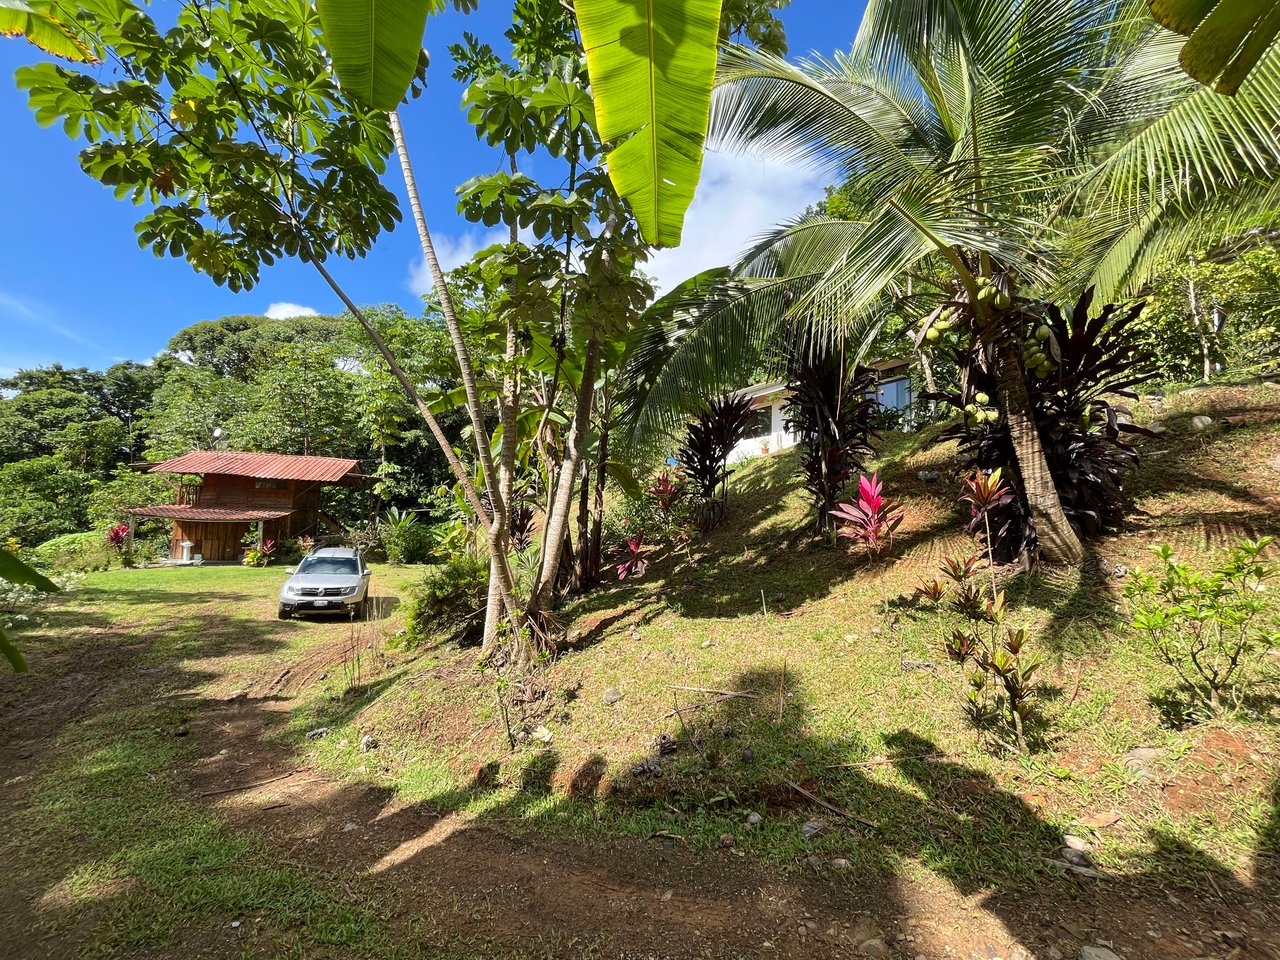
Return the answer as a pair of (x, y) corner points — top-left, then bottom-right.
(362, 569), (372, 577)
(284, 567), (295, 575)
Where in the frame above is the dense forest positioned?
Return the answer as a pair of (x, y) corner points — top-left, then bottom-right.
(0, 306), (471, 562)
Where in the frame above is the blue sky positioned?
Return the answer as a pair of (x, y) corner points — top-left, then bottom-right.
(0, 2), (860, 375)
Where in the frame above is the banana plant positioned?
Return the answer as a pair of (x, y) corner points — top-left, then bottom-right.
(575, 0), (725, 246)
(0, 0), (97, 62)
(314, 0), (445, 111)
(0, 549), (58, 672)
(1150, 0), (1280, 94)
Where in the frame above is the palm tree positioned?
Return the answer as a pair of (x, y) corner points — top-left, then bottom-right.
(624, 0), (1280, 563)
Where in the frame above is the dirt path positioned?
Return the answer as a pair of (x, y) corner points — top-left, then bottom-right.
(3, 609), (1278, 960)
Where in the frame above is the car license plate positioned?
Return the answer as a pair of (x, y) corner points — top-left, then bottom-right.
(313, 599), (330, 607)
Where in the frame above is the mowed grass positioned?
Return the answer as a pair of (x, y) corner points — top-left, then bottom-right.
(286, 384), (1280, 894)
(0, 565), (531, 959)
(2, 383), (1278, 959)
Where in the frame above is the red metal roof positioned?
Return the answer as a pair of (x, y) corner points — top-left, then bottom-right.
(146, 451), (363, 483)
(125, 505), (295, 522)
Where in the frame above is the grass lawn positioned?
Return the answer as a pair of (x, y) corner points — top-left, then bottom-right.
(2, 383), (1278, 959)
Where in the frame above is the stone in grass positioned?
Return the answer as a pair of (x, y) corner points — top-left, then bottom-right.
(859, 938), (892, 959)
(1189, 414), (1215, 431)
(359, 734), (379, 753)
(1079, 948), (1122, 960)
(745, 811), (763, 827)
(602, 687), (624, 706)
(306, 727), (330, 740)
(1122, 745), (1162, 771)
(831, 857), (851, 870)
(801, 819), (827, 838)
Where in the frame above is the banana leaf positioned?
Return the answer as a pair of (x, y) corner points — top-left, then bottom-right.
(315, 0), (439, 110)
(575, 0), (724, 246)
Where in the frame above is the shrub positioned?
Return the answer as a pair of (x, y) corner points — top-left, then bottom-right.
(916, 470), (1044, 753)
(380, 507), (434, 564)
(924, 288), (1157, 562)
(831, 473), (903, 560)
(32, 532), (114, 573)
(241, 539), (275, 567)
(402, 553), (489, 648)
(677, 393), (756, 531)
(1125, 538), (1279, 718)
(785, 353), (876, 534)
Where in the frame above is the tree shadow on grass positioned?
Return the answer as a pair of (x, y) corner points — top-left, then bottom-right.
(8, 584), (1280, 960)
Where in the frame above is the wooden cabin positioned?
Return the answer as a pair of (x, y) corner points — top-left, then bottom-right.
(127, 451), (365, 562)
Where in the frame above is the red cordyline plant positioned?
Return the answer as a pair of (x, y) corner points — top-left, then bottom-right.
(105, 524), (130, 551)
(831, 473), (903, 559)
(616, 535), (647, 580)
(649, 471), (681, 517)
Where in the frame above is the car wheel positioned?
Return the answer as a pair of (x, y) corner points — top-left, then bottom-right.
(277, 605), (292, 620)
(350, 601), (365, 619)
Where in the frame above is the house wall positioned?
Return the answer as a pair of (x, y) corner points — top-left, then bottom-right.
(726, 374), (918, 464)
(169, 519), (252, 562)
(728, 396), (798, 464)
(166, 474), (331, 560)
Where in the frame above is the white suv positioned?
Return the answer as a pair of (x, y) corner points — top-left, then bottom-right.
(278, 547), (371, 619)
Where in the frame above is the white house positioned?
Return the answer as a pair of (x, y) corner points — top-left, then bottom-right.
(727, 361), (915, 464)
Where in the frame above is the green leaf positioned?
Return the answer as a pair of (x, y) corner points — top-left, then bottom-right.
(575, 0), (725, 247)
(0, 0), (98, 63)
(0, 549), (58, 593)
(605, 460), (644, 500)
(315, 0), (439, 110)
(0, 626), (27, 673)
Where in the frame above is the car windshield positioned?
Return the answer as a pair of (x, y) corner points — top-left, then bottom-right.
(296, 556), (359, 576)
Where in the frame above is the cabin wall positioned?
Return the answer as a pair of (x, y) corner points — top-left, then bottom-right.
(167, 475), (337, 560)
(169, 519), (252, 562)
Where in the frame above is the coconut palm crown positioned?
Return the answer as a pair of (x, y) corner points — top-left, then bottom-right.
(622, 0), (1280, 561)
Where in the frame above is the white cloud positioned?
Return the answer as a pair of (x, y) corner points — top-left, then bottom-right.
(264, 301), (320, 319)
(643, 151), (828, 295)
(0, 289), (95, 348)
(407, 229), (507, 296)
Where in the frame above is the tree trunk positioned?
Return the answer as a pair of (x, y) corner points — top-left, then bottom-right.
(387, 109), (522, 633)
(1188, 273), (1212, 383)
(918, 349), (937, 415)
(992, 342), (1084, 565)
(482, 203), (523, 654)
(574, 453), (591, 591)
(531, 337), (600, 615)
(589, 404), (610, 585)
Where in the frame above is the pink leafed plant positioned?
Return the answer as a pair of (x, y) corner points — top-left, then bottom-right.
(105, 524), (130, 551)
(616, 535), (647, 580)
(831, 473), (904, 559)
(649, 471), (682, 517)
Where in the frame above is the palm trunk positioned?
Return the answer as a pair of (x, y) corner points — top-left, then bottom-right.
(992, 342), (1084, 565)
(387, 109), (522, 633)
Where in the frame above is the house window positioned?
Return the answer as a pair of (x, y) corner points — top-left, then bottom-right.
(254, 478), (286, 490)
(747, 406), (773, 439)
